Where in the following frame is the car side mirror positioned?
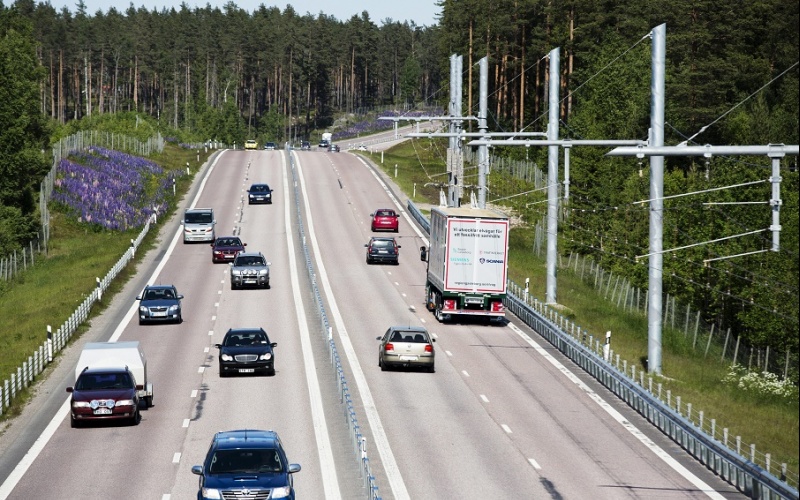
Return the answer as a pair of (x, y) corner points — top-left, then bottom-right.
(271, 342), (278, 348)
(66, 387), (74, 393)
(397, 245), (402, 249)
(177, 295), (184, 300)
(376, 336), (382, 340)
(191, 465), (203, 476)
(420, 246), (428, 262)
(136, 295), (143, 301)
(214, 343), (222, 348)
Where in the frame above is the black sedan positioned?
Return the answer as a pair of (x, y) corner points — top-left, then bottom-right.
(248, 183), (273, 204)
(136, 285), (183, 324)
(216, 328), (277, 376)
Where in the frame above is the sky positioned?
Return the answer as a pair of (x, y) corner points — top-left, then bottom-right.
(43, 0), (442, 26)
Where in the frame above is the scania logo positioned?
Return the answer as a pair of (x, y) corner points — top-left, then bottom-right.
(479, 258), (504, 264)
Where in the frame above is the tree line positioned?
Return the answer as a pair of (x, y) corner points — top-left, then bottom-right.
(1, 0), (797, 357)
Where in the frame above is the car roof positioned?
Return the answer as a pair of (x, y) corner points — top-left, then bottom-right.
(226, 327), (267, 335)
(388, 326), (428, 333)
(370, 237), (396, 242)
(213, 429), (280, 449)
(236, 251), (264, 258)
(249, 183), (270, 188)
(185, 208), (213, 214)
(144, 284), (176, 290)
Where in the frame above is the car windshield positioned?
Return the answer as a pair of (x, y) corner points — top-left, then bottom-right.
(250, 185), (269, 193)
(236, 256), (265, 266)
(216, 238), (241, 247)
(224, 331), (270, 346)
(371, 240), (393, 248)
(209, 448), (282, 474)
(376, 210), (395, 217)
(76, 372), (133, 390)
(144, 288), (175, 300)
(185, 213), (212, 223)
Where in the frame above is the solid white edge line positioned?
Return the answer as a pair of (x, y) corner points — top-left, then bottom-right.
(0, 151), (227, 499)
(287, 151), (341, 499)
(506, 322), (726, 500)
(298, 152), (411, 499)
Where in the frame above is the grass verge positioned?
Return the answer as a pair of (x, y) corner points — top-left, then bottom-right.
(0, 144), (211, 422)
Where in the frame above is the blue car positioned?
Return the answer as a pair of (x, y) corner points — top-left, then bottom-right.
(192, 429), (301, 500)
(136, 284), (183, 325)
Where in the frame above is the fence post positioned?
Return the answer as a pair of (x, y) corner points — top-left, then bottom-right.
(721, 328), (731, 363)
(704, 324), (716, 357)
(732, 335), (741, 366)
(46, 325), (53, 363)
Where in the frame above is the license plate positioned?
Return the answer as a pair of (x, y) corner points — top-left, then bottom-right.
(244, 280), (256, 284)
(239, 368), (255, 373)
(399, 355), (418, 361)
(151, 312), (167, 317)
(378, 250), (388, 254)
(94, 408), (112, 415)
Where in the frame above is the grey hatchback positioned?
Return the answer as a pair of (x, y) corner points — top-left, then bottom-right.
(377, 326), (435, 372)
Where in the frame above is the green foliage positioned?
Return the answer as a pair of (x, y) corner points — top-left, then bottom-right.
(0, 6), (50, 253)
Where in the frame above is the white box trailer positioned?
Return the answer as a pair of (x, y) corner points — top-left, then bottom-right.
(75, 341), (154, 407)
(424, 206), (510, 322)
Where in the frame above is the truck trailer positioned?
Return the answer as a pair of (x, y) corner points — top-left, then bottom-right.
(73, 341), (154, 408)
(424, 207), (510, 322)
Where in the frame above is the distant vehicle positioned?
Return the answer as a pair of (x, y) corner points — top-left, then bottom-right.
(264, 142), (277, 150)
(365, 236), (400, 265)
(230, 252), (271, 289)
(319, 132), (332, 147)
(327, 143), (340, 152)
(357, 144), (368, 151)
(191, 429), (301, 499)
(247, 183), (273, 204)
(136, 284), (184, 324)
(300, 141), (311, 150)
(244, 140), (258, 150)
(67, 341), (153, 427)
(182, 208), (216, 243)
(215, 327), (278, 376)
(211, 236), (246, 263)
(370, 208), (399, 232)
(377, 326), (435, 372)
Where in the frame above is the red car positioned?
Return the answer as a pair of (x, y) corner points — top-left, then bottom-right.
(370, 209), (399, 232)
(211, 236), (246, 263)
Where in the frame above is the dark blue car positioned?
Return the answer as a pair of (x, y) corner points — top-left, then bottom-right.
(192, 429), (301, 500)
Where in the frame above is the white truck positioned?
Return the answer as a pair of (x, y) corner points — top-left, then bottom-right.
(423, 207), (510, 322)
(73, 341), (154, 408)
(320, 132), (332, 148)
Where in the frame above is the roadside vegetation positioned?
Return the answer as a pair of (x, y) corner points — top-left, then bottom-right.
(0, 137), (211, 421)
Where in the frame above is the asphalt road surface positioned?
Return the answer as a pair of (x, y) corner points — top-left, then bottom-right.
(0, 142), (745, 499)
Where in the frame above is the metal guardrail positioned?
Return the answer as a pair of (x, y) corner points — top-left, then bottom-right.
(408, 198), (797, 500)
(286, 145), (381, 499)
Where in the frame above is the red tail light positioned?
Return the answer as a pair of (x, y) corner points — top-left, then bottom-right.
(424, 344), (433, 353)
(384, 343), (394, 352)
(443, 299), (456, 311)
(491, 301), (505, 312)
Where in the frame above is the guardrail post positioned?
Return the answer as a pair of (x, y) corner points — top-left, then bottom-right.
(47, 325), (53, 363)
(130, 238), (135, 258)
(96, 276), (102, 301)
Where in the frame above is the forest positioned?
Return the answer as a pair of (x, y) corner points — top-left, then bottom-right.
(0, 0), (797, 361)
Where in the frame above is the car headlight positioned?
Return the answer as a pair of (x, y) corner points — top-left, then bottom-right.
(259, 269), (268, 276)
(221, 354), (233, 361)
(231, 269), (241, 276)
(168, 305), (180, 313)
(115, 399), (135, 407)
(139, 306), (148, 313)
(259, 353), (272, 361)
(72, 401), (91, 408)
(200, 488), (222, 500)
(271, 486), (291, 499)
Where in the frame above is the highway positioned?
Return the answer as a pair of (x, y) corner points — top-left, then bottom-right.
(0, 141), (744, 499)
